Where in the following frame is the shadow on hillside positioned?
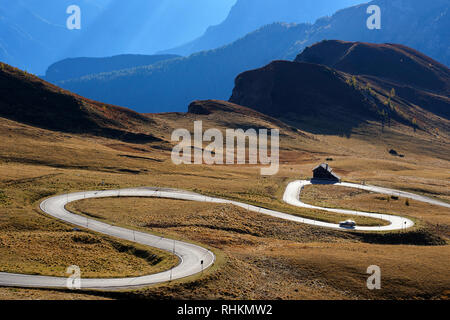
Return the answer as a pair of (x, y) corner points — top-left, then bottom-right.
(277, 113), (371, 138)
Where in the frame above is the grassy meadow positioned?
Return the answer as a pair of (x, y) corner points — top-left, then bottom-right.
(0, 107), (449, 299)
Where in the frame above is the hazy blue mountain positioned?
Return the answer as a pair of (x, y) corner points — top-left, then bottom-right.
(163, 0), (365, 56)
(58, 23), (308, 111)
(45, 54), (180, 82)
(229, 41), (450, 136)
(0, 0), (103, 74)
(284, 0), (450, 63)
(0, 0), (235, 74)
(57, 0), (450, 113)
(63, 0), (236, 61)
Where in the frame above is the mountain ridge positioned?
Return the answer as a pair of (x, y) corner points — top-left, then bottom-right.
(53, 0), (450, 113)
(163, 0), (363, 56)
(45, 54), (180, 82)
(295, 40), (450, 95)
(229, 41), (450, 136)
(0, 62), (161, 143)
(0, 0), (235, 74)
(295, 40), (450, 120)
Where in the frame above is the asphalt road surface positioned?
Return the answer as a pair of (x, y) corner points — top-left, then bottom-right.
(1, 180), (448, 290)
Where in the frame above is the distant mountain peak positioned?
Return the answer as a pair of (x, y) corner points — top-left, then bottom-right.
(163, 0), (365, 56)
(295, 40), (450, 94)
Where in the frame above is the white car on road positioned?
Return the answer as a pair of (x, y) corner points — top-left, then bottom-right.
(339, 219), (356, 228)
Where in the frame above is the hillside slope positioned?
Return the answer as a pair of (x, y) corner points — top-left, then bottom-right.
(295, 40), (450, 119)
(229, 60), (382, 135)
(296, 41), (450, 96)
(0, 62), (159, 143)
(56, 0), (450, 113)
(230, 41), (450, 136)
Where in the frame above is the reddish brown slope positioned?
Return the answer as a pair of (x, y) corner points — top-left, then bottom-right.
(0, 62), (160, 143)
(295, 40), (450, 119)
(295, 40), (450, 95)
(229, 60), (383, 135)
(188, 99), (297, 131)
(230, 41), (449, 136)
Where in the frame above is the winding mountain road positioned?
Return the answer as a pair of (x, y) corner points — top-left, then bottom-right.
(0, 180), (448, 290)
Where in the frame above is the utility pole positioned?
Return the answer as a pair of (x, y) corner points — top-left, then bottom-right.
(170, 240), (175, 282)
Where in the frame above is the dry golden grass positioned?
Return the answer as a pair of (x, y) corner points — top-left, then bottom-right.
(0, 231), (177, 278)
(66, 197), (450, 300)
(67, 198), (356, 246)
(0, 106), (449, 299)
(302, 184), (450, 229)
(0, 128), (178, 281)
(0, 287), (110, 300)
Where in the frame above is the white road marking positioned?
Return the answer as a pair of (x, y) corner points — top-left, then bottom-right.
(0, 180), (447, 290)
